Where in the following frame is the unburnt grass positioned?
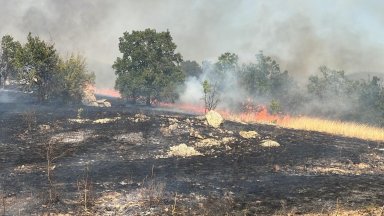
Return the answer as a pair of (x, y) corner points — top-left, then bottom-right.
(0, 104), (383, 215)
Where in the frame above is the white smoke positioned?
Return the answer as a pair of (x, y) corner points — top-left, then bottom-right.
(1, 0), (384, 89)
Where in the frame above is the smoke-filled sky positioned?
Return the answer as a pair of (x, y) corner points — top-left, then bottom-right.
(1, 0), (384, 87)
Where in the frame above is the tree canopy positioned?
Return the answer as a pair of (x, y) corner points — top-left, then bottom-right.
(113, 29), (184, 105)
(0, 33), (94, 103)
(15, 33), (60, 101)
(181, 60), (202, 78)
(240, 51), (292, 98)
(0, 35), (21, 86)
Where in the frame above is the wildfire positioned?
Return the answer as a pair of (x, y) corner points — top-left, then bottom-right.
(221, 106), (291, 124)
(86, 85), (121, 98)
(95, 88), (121, 98)
(159, 102), (290, 124)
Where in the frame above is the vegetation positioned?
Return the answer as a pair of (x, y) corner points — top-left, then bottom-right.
(15, 33), (60, 101)
(113, 29), (184, 105)
(180, 60), (202, 78)
(280, 116), (384, 142)
(202, 80), (219, 112)
(0, 35), (21, 87)
(182, 50), (384, 127)
(0, 33), (94, 103)
(1, 30), (383, 127)
(56, 54), (95, 103)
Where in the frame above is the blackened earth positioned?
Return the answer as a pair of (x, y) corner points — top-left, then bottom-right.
(0, 102), (384, 215)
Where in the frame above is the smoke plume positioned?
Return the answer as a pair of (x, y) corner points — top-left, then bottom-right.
(1, 0), (383, 88)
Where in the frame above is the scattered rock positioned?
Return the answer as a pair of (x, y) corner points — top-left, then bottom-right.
(160, 127), (172, 136)
(260, 139), (280, 147)
(205, 110), (223, 128)
(113, 132), (144, 144)
(168, 123), (178, 131)
(195, 115), (206, 121)
(168, 118), (179, 123)
(93, 117), (121, 124)
(222, 137), (236, 144)
(82, 85), (98, 107)
(82, 85), (111, 107)
(68, 118), (90, 123)
(195, 138), (221, 147)
(168, 144), (202, 157)
(51, 130), (93, 143)
(239, 131), (259, 139)
(96, 99), (112, 107)
(189, 128), (204, 139)
(134, 113), (150, 122)
(38, 124), (51, 131)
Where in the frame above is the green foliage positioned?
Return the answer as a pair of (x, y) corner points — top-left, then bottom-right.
(307, 66), (358, 99)
(209, 52), (239, 85)
(181, 60), (202, 78)
(15, 33), (59, 101)
(202, 80), (219, 112)
(357, 76), (384, 125)
(113, 29), (184, 105)
(269, 99), (281, 115)
(0, 35), (22, 86)
(240, 51), (292, 97)
(56, 54), (95, 103)
(1, 33), (94, 103)
(216, 52), (238, 72)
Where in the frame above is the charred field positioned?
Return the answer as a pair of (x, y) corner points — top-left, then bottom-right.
(1, 103), (384, 215)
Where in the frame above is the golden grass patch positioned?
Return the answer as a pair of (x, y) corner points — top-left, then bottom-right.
(279, 116), (384, 141)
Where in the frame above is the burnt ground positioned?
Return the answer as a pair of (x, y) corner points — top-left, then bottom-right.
(0, 102), (384, 215)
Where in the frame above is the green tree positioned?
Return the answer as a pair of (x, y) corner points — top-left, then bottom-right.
(16, 33), (59, 101)
(357, 76), (384, 125)
(307, 66), (357, 99)
(240, 51), (291, 97)
(113, 29), (184, 105)
(216, 52), (238, 73)
(0, 35), (21, 87)
(56, 54), (95, 103)
(181, 60), (202, 78)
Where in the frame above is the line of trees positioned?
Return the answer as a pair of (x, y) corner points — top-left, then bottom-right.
(112, 28), (383, 126)
(183, 52), (384, 126)
(0, 33), (95, 103)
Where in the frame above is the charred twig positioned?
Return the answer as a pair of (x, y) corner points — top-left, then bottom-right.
(22, 110), (37, 132)
(2, 194), (5, 216)
(171, 192), (177, 215)
(46, 139), (57, 206)
(77, 164), (94, 213)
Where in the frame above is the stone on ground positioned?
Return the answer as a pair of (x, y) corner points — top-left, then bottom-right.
(239, 131), (259, 139)
(168, 144), (202, 157)
(260, 139), (280, 147)
(205, 110), (223, 128)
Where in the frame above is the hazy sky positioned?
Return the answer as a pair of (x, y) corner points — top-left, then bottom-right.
(1, 0), (383, 87)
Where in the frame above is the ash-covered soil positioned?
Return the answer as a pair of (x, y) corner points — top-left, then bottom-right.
(0, 104), (384, 215)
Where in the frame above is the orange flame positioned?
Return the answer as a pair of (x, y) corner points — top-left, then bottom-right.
(87, 85), (121, 98)
(159, 102), (290, 125)
(94, 88), (121, 98)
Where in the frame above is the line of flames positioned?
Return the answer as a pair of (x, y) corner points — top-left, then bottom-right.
(160, 102), (290, 124)
(89, 87), (288, 124)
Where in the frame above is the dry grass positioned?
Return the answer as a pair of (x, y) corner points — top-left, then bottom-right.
(300, 206), (384, 216)
(279, 116), (384, 141)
